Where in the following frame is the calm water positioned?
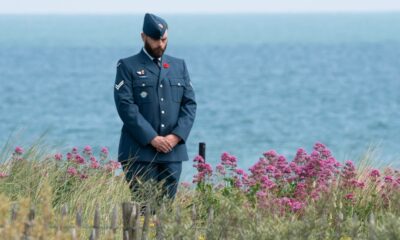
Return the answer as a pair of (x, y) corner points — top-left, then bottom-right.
(0, 13), (400, 180)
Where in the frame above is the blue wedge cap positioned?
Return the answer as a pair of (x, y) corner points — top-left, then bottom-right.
(143, 13), (168, 39)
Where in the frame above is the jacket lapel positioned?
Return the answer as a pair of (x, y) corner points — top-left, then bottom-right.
(159, 56), (170, 83)
(138, 49), (159, 77)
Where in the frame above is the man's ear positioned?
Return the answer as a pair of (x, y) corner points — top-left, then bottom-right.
(141, 32), (146, 42)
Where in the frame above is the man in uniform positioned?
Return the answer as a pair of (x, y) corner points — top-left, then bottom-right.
(114, 13), (196, 199)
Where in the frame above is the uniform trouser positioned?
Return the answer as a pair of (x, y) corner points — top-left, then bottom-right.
(121, 160), (182, 199)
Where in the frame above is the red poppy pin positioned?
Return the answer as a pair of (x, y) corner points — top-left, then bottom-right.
(163, 63), (170, 69)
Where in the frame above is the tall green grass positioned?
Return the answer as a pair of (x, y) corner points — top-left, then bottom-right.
(0, 141), (400, 239)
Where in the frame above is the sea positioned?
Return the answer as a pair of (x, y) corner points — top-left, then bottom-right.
(0, 13), (399, 181)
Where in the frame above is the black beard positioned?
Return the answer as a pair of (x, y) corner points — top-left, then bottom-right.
(144, 41), (167, 59)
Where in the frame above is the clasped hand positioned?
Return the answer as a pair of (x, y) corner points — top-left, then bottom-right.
(150, 134), (180, 153)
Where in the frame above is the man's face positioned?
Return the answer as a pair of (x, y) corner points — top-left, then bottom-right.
(142, 31), (168, 59)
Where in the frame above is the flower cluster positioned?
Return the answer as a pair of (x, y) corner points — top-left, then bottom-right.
(192, 142), (399, 213)
(59, 146), (120, 179)
(11, 146), (25, 161)
(0, 172), (8, 178)
(192, 155), (212, 184)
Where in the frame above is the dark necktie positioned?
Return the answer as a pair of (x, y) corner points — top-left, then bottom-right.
(153, 58), (161, 68)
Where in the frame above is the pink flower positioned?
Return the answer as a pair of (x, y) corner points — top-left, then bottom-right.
(293, 148), (307, 164)
(261, 176), (276, 189)
(193, 154), (213, 183)
(0, 172), (9, 178)
(321, 149), (331, 158)
(341, 160), (357, 188)
(72, 147), (78, 154)
(216, 164), (226, 175)
(220, 152), (237, 167)
(263, 150), (277, 159)
(311, 190), (320, 200)
(256, 190), (267, 199)
(249, 158), (268, 177)
(273, 172), (283, 179)
(345, 193), (355, 201)
(193, 155), (205, 164)
(74, 154), (85, 164)
(234, 176), (243, 188)
(101, 147), (109, 154)
(283, 167), (291, 174)
(66, 153), (73, 161)
(100, 147), (109, 159)
(384, 175), (393, 183)
(356, 180), (365, 188)
(14, 146), (24, 155)
(294, 182), (307, 199)
(54, 153), (63, 161)
(80, 173), (88, 179)
(290, 200), (304, 211)
(193, 158), (213, 183)
(310, 150), (319, 159)
(370, 169), (380, 178)
(235, 168), (245, 175)
(313, 142), (327, 152)
(83, 145), (92, 155)
(90, 160), (100, 169)
(67, 167), (78, 176)
(112, 160), (121, 169)
(105, 160), (121, 172)
(266, 165), (275, 172)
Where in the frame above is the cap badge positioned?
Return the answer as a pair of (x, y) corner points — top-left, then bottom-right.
(158, 23), (164, 29)
(140, 91), (148, 98)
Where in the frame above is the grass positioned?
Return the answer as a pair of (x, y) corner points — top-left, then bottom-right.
(0, 141), (400, 239)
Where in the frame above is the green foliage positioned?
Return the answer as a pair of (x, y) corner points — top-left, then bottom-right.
(1, 143), (400, 239)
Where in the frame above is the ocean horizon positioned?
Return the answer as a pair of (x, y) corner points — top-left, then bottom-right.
(1, 13), (399, 180)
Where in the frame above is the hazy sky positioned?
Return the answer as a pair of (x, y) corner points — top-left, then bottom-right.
(2, 0), (400, 14)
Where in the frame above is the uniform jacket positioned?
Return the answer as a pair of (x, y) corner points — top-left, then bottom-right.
(114, 49), (196, 163)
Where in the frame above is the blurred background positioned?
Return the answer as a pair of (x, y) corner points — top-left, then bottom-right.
(1, 0), (400, 180)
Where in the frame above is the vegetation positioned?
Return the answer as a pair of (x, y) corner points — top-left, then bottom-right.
(1, 142), (400, 239)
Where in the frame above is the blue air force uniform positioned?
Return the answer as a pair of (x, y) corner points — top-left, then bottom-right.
(114, 13), (196, 198)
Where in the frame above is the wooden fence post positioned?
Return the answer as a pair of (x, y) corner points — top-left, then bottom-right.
(175, 205), (183, 240)
(70, 206), (82, 240)
(76, 206), (82, 228)
(155, 203), (165, 240)
(58, 204), (68, 235)
(141, 203), (150, 240)
(111, 205), (118, 236)
(133, 203), (141, 240)
(23, 207), (35, 240)
(10, 203), (18, 223)
(89, 229), (96, 240)
(199, 142), (206, 161)
(206, 207), (214, 240)
(93, 205), (100, 240)
(71, 228), (77, 240)
(191, 204), (197, 240)
(122, 202), (134, 240)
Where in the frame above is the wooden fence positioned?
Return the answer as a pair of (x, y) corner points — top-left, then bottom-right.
(1, 201), (213, 240)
